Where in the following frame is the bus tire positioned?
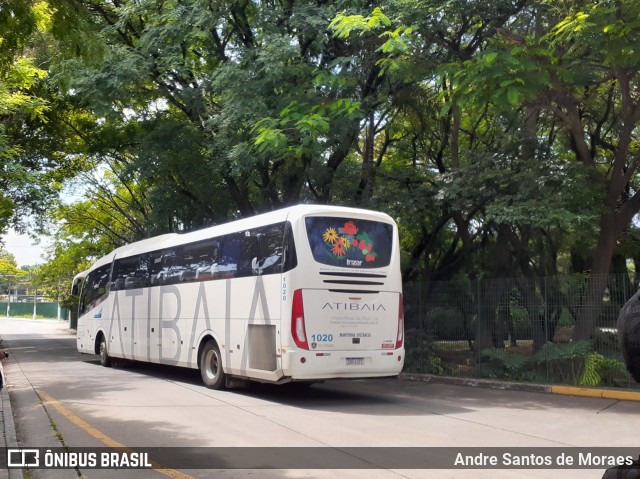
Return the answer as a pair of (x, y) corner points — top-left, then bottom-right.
(200, 340), (225, 389)
(98, 336), (111, 367)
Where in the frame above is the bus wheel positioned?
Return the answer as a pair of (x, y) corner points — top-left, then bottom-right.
(200, 340), (225, 389)
(99, 336), (111, 367)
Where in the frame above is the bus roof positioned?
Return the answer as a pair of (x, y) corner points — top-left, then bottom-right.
(84, 204), (395, 272)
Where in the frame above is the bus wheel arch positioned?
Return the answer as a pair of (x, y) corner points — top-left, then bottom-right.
(95, 332), (111, 367)
(198, 336), (226, 390)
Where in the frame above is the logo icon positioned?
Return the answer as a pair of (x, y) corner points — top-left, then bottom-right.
(8, 449), (40, 468)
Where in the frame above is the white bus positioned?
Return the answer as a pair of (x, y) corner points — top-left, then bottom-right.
(75, 205), (404, 389)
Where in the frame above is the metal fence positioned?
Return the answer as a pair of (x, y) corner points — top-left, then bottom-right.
(403, 274), (639, 389)
(0, 301), (69, 320)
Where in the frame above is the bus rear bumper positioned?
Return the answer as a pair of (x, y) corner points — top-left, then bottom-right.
(281, 347), (405, 380)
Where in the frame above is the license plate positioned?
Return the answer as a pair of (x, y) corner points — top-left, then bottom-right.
(346, 357), (364, 366)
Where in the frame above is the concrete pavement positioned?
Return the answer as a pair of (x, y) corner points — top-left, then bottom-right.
(1, 319), (74, 479)
(1, 317), (639, 479)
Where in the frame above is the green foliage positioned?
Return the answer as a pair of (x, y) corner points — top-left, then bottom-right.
(0, 248), (27, 279)
(32, 240), (91, 302)
(475, 339), (629, 387)
(442, 154), (600, 230)
(0, 51), (49, 233)
(533, 340), (609, 385)
(404, 341), (447, 375)
(425, 307), (472, 341)
(330, 7), (392, 38)
(0, 0), (86, 235)
(480, 348), (528, 380)
(445, 46), (550, 112)
(578, 353), (627, 387)
(535, 339), (592, 361)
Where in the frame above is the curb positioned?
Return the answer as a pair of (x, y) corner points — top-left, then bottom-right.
(550, 385), (640, 402)
(2, 365), (22, 479)
(400, 373), (640, 402)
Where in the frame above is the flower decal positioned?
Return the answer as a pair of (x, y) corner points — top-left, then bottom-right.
(322, 227), (339, 244)
(321, 220), (377, 264)
(331, 239), (346, 257)
(343, 221), (358, 236)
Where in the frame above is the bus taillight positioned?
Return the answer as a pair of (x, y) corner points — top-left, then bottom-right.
(396, 293), (404, 349)
(292, 289), (309, 350)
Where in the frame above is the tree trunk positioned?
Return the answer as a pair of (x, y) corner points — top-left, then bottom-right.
(475, 279), (510, 353)
(355, 111), (376, 204)
(574, 212), (619, 339)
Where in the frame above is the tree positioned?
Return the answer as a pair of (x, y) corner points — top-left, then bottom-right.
(0, 248), (23, 277)
(330, 1), (634, 349)
(0, 0), (99, 239)
(0, 1), (54, 233)
(44, 0), (429, 224)
(0, 248), (27, 298)
(33, 241), (91, 305)
(447, 0), (640, 338)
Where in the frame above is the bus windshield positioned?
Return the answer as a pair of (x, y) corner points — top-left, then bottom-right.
(304, 216), (393, 269)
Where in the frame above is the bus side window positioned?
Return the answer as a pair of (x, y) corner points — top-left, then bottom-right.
(79, 273), (93, 315)
(218, 234), (241, 279)
(71, 278), (83, 297)
(92, 265), (111, 307)
(134, 254), (151, 289)
(111, 254), (150, 290)
(282, 221), (297, 272)
(80, 264), (111, 314)
(254, 224), (284, 276)
(152, 248), (180, 285)
(112, 256), (139, 291)
(176, 238), (219, 282)
(239, 231), (259, 277)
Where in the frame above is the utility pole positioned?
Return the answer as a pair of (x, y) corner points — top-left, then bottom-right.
(33, 284), (37, 319)
(6, 276), (13, 318)
(31, 267), (39, 319)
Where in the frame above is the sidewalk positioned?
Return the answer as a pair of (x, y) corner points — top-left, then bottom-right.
(1, 361), (21, 479)
(401, 372), (640, 401)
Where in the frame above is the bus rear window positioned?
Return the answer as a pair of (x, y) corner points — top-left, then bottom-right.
(305, 216), (393, 269)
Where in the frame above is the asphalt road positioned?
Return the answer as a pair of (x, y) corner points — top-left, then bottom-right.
(2, 318), (639, 479)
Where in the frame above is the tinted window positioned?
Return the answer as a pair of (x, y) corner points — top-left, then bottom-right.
(79, 264), (111, 314)
(112, 254), (150, 291)
(217, 223), (287, 278)
(218, 234), (241, 278)
(253, 223), (284, 275)
(238, 231), (258, 277)
(150, 248), (182, 286)
(94, 222), (289, 297)
(283, 222), (297, 273)
(80, 276), (91, 314)
(176, 239), (219, 282)
(71, 277), (83, 296)
(305, 217), (393, 269)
